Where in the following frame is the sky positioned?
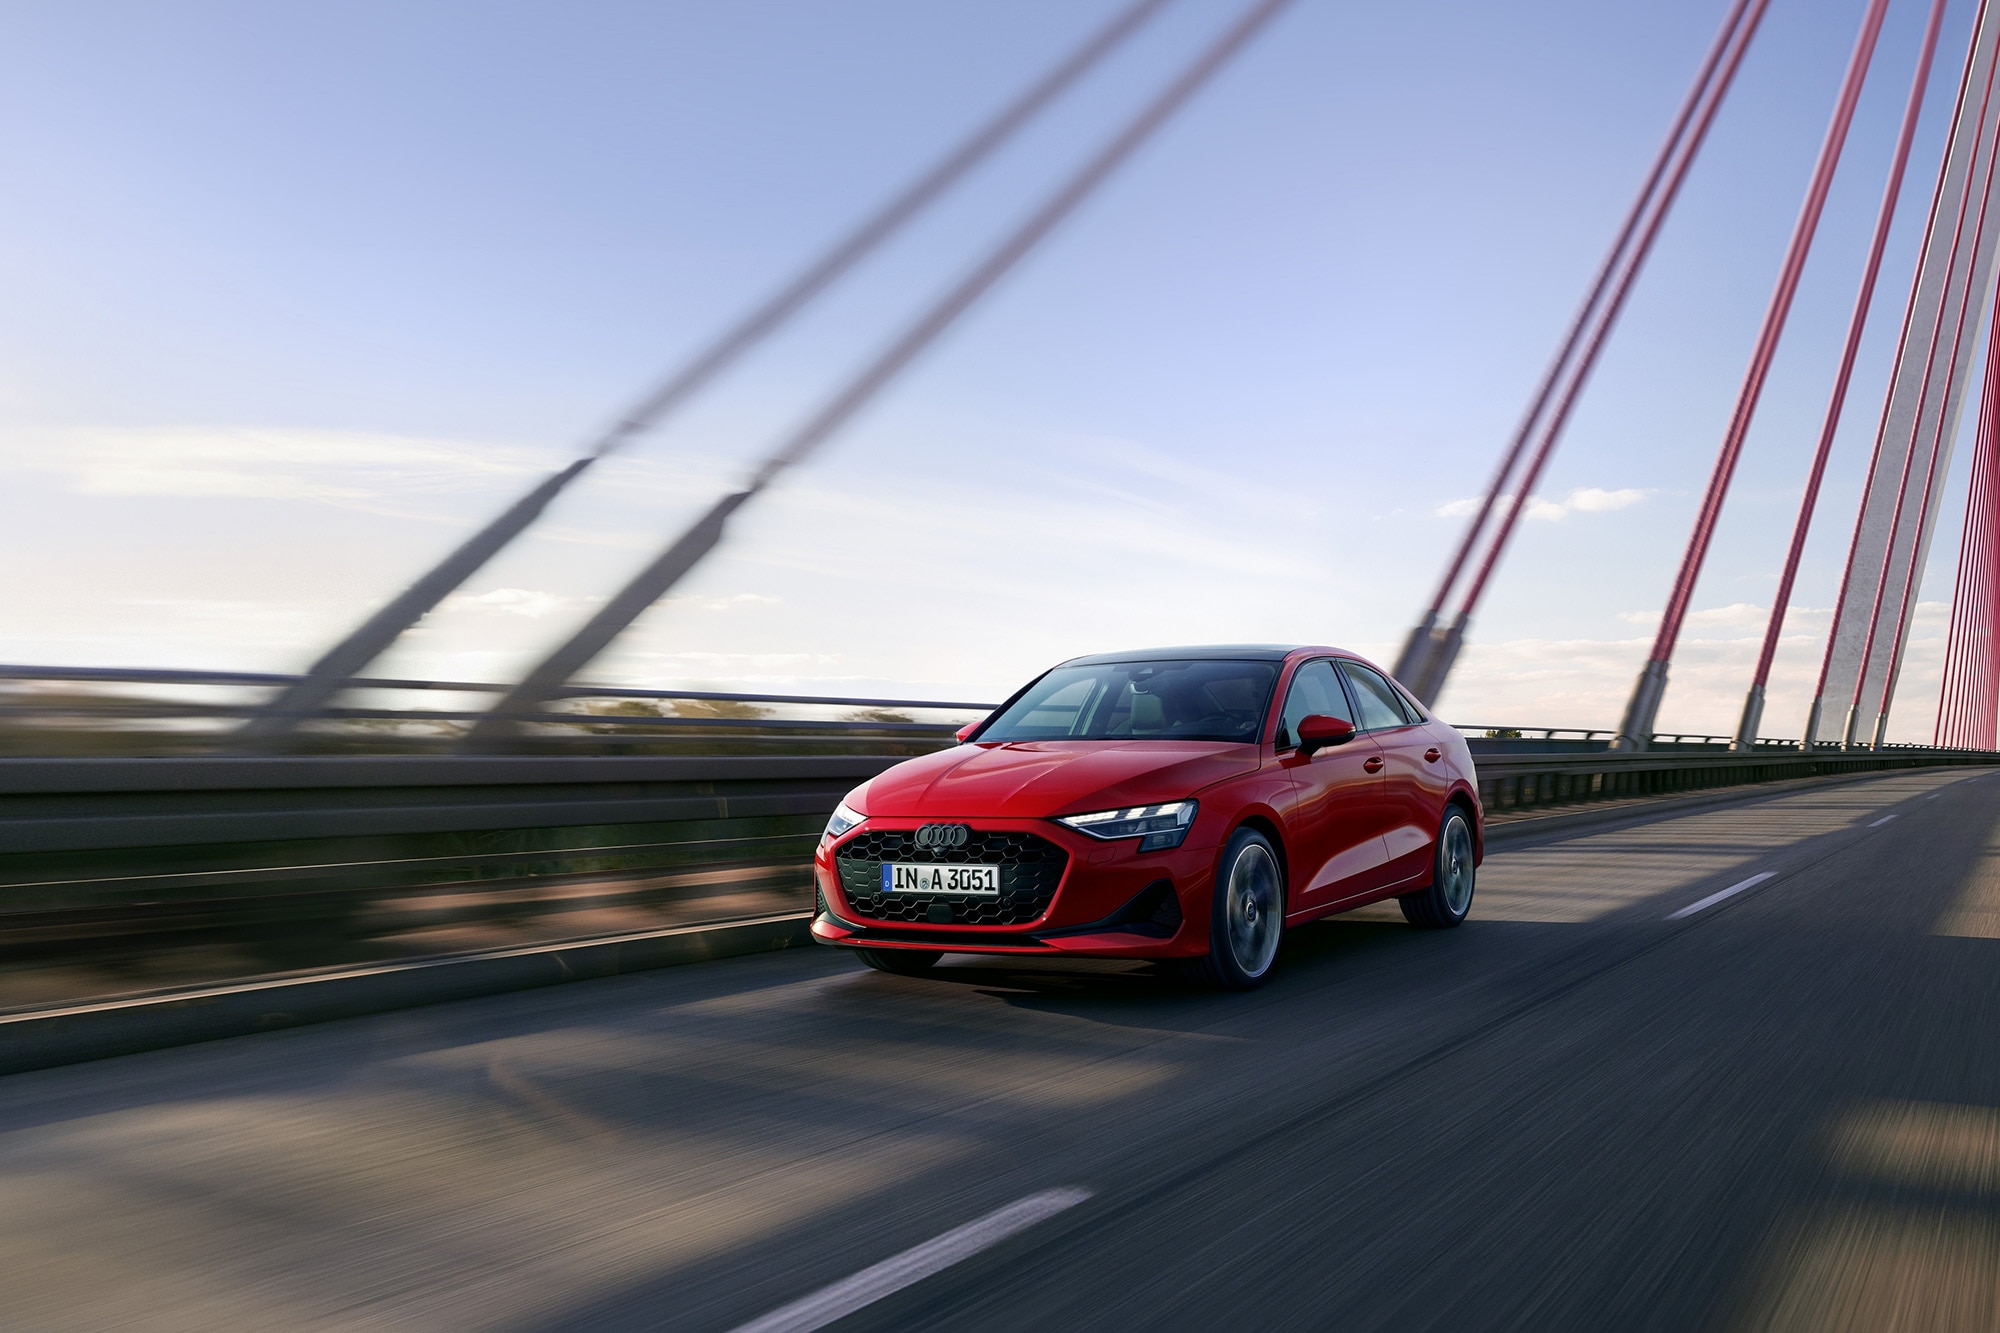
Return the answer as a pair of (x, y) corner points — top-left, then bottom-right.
(0, 0), (1991, 741)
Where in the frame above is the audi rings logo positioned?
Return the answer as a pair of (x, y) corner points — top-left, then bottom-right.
(913, 823), (971, 850)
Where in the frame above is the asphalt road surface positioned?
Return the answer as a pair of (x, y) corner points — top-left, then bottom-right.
(7, 766), (2000, 1331)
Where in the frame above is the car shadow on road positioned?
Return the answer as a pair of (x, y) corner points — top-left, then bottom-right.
(879, 910), (1447, 1027)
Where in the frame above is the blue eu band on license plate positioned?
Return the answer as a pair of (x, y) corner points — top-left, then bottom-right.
(882, 863), (1001, 896)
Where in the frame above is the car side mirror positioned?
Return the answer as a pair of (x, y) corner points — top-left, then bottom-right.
(1296, 713), (1356, 756)
(955, 721), (982, 743)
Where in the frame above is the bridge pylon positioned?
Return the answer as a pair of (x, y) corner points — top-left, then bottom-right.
(1806, 0), (2000, 749)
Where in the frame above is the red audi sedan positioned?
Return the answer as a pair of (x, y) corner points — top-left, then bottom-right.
(811, 646), (1481, 988)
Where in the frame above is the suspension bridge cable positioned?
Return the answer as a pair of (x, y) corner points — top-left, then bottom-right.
(1397, 0), (1771, 708)
(462, 0), (1300, 745)
(1810, 0), (1992, 746)
(1397, 0), (1760, 674)
(1937, 298), (2000, 745)
(234, 0), (1175, 741)
(1849, 12), (2000, 747)
(1739, 0), (1947, 749)
(1615, 0), (1891, 749)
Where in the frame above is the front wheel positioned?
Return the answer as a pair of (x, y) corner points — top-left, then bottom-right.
(853, 947), (941, 976)
(1399, 807), (1476, 928)
(1181, 828), (1285, 990)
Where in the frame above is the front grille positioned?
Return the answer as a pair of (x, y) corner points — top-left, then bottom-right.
(835, 829), (1069, 926)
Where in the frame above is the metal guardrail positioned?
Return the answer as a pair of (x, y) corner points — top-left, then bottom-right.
(0, 735), (1992, 1009)
(0, 754), (904, 999)
(1, 742), (1988, 921)
(1471, 746), (1996, 816)
(4, 663), (1982, 761)
(1453, 723), (1969, 753)
(0, 664), (998, 757)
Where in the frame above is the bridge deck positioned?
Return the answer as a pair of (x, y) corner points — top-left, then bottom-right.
(3, 766), (1997, 1330)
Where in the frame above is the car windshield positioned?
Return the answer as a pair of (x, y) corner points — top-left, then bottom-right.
(977, 660), (1280, 744)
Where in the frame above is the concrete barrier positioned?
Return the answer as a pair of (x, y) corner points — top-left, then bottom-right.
(0, 911), (811, 1077)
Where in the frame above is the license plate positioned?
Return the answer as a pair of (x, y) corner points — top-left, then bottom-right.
(882, 863), (1000, 896)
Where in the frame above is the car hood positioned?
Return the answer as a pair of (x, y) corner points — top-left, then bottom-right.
(854, 740), (1263, 819)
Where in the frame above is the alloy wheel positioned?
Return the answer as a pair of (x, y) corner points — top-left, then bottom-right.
(1225, 842), (1283, 977)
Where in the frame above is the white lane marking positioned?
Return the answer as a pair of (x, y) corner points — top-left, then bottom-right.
(1870, 814), (1899, 827)
(1668, 872), (1776, 921)
(1927, 794), (1940, 800)
(729, 1187), (1091, 1333)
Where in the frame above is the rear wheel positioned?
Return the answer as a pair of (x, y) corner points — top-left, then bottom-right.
(1400, 806), (1475, 928)
(853, 947), (941, 976)
(1181, 828), (1285, 990)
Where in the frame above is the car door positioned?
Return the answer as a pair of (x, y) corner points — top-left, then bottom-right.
(1271, 659), (1393, 911)
(1338, 659), (1449, 886)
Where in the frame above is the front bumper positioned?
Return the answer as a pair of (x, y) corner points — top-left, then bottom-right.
(812, 816), (1215, 958)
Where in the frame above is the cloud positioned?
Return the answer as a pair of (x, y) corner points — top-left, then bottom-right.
(0, 425), (555, 508)
(1616, 602), (1880, 632)
(1435, 595), (1951, 744)
(1688, 602), (1769, 629)
(665, 592), (783, 613)
(1564, 487), (1646, 513)
(1434, 487), (1647, 522)
(441, 587), (596, 619)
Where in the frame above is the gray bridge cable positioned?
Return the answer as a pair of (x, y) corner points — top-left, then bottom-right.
(463, 0), (1300, 746)
(234, 0), (1176, 743)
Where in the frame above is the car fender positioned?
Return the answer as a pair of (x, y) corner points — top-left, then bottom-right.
(1444, 777), (1484, 863)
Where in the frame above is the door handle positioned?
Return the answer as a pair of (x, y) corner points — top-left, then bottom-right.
(1424, 747), (1442, 763)
(1363, 756), (1384, 773)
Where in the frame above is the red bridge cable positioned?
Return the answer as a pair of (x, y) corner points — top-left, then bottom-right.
(1751, 0), (1948, 704)
(1975, 388), (1993, 741)
(1939, 340), (1977, 742)
(1645, 0), (1894, 678)
(1876, 175), (2000, 744)
(577, 0), (1176, 461)
(1877, 131), (2000, 740)
(1818, 0), (1998, 727)
(1938, 336), (2000, 744)
(1983, 423), (1998, 744)
(1853, 28), (2000, 743)
(1451, 0), (1772, 624)
(1936, 328), (1997, 745)
(462, 0), (1302, 741)
(232, 0), (1175, 740)
(1416, 0), (1760, 621)
(1982, 410), (1999, 744)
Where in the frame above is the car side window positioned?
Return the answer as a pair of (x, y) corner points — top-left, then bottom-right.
(1276, 660), (1353, 749)
(1338, 661), (1412, 731)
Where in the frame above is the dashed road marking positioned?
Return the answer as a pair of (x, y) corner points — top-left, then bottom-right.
(729, 1187), (1091, 1333)
(1870, 814), (1899, 827)
(1668, 871), (1776, 920)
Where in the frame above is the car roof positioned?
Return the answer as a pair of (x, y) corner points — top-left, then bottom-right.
(1058, 644), (1334, 666)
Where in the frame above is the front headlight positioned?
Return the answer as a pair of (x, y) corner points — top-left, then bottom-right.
(822, 800), (865, 844)
(1057, 800), (1197, 851)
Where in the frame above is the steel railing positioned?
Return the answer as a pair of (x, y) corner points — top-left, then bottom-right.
(0, 752), (902, 1004)
(1453, 722), (1979, 752)
(1469, 746), (1994, 817)
(0, 685), (1989, 1007)
(0, 664), (999, 757)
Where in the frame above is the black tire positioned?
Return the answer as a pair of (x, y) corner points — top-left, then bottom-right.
(853, 947), (942, 976)
(1179, 827), (1286, 990)
(1400, 806), (1476, 928)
